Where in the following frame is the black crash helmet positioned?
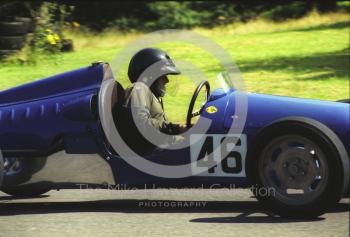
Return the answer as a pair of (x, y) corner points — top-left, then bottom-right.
(128, 48), (181, 83)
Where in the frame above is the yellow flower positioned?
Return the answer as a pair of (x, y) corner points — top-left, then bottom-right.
(72, 21), (80, 28)
(47, 34), (56, 45)
(53, 33), (60, 41)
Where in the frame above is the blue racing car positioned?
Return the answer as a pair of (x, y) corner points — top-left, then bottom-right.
(0, 62), (349, 218)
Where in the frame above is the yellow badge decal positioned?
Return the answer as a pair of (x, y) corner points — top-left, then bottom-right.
(206, 106), (218, 114)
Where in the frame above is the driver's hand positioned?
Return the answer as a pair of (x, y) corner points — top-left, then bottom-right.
(179, 124), (190, 133)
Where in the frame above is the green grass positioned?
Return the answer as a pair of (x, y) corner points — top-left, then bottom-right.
(0, 11), (349, 123)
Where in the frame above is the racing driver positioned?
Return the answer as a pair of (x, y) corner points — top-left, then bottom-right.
(118, 48), (187, 155)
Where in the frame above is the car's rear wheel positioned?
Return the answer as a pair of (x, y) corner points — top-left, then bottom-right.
(2, 157), (47, 184)
(1, 157), (50, 197)
(248, 124), (343, 218)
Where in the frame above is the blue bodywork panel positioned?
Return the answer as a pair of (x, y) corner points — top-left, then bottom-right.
(0, 65), (103, 153)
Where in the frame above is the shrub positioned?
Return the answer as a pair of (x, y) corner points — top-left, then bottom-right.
(147, 2), (204, 29)
(260, 2), (310, 21)
(29, 2), (73, 55)
(62, 1), (339, 32)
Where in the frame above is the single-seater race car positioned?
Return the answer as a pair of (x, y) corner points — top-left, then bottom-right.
(0, 62), (349, 218)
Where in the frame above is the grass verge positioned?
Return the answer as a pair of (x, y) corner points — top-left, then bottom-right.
(0, 11), (349, 123)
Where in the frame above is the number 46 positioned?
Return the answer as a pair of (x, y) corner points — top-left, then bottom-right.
(194, 135), (245, 176)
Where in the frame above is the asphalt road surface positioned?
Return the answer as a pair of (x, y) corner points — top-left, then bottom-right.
(0, 189), (349, 237)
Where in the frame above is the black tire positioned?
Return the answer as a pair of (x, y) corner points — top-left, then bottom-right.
(337, 99), (350, 104)
(247, 122), (344, 218)
(0, 21), (27, 36)
(2, 157), (47, 187)
(0, 36), (25, 49)
(0, 49), (18, 58)
(1, 187), (50, 197)
(14, 17), (33, 33)
(1, 156), (49, 197)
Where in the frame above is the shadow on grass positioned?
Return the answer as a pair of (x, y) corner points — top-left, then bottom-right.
(237, 47), (349, 81)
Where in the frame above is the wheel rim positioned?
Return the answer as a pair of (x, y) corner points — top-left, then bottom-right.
(259, 135), (329, 206)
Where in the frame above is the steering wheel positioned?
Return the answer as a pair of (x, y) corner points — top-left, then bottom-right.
(186, 80), (210, 128)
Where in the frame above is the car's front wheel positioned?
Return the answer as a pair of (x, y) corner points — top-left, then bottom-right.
(248, 123), (344, 218)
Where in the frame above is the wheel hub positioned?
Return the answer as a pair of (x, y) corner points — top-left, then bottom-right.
(260, 135), (328, 205)
(285, 157), (309, 176)
(274, 148), (317, 188)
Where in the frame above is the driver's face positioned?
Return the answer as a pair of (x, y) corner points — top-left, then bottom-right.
(157, 76), (169, 88)
(154, 76), (169, 97)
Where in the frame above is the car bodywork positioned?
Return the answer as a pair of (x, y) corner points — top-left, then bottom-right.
(0, 62), (349, 197)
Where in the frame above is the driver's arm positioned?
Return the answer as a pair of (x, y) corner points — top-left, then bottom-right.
(127, 83), (179, 134)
